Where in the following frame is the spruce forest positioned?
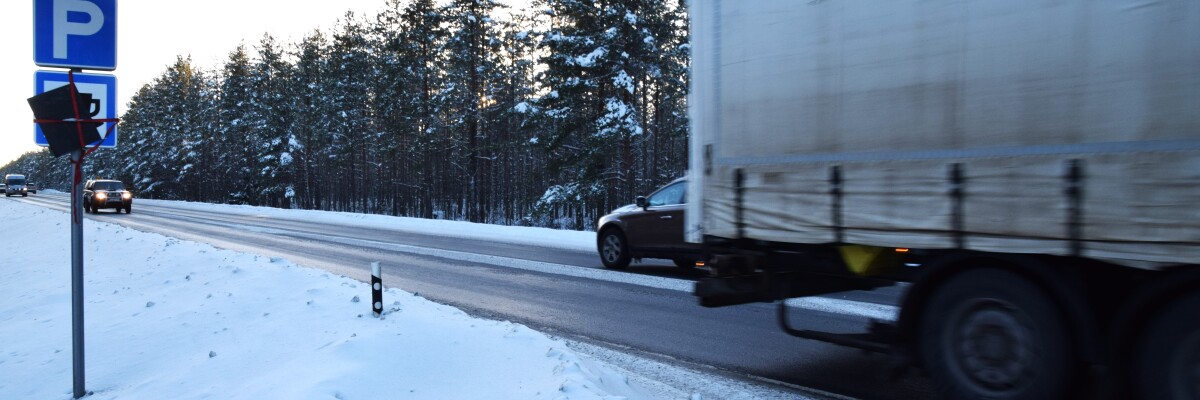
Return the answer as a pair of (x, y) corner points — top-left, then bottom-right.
(2, 0), (690, 230)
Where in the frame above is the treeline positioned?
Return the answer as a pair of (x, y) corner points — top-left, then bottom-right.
(2, 0), (690, 230)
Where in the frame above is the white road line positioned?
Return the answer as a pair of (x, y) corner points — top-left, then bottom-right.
(265, 226), (900, 321)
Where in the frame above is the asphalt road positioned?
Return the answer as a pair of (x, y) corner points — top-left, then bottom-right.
(13, 193), (935, 399)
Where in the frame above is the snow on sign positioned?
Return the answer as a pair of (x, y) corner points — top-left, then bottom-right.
(33, 71), (118, 148)
(34, 0), (117, 71)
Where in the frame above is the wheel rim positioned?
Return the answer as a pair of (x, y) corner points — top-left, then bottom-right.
(945, 298), (1036, 394)
(602, 234), (623, 263)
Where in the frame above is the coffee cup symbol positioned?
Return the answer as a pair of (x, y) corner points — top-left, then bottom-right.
(79, 93), (101, 118)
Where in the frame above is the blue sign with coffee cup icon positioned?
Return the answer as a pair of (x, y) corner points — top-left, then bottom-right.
(32, 70), (117, 152)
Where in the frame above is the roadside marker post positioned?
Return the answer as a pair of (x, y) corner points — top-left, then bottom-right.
(371, 262), (383, 317)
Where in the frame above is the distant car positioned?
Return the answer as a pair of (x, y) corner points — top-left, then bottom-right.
(596, 177), (702, 269)
(83, 179), (133, 214)
(26, 183), (37, 194)
(4, 174), (28, 197)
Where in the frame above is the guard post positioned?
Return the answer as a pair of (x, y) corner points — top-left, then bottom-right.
(371, 262), (383, 317)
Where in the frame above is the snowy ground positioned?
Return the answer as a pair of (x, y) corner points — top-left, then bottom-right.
(0, 197), (831, 400)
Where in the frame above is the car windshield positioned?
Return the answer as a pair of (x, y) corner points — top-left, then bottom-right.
(646, 181), (686, 207)
(7, 178), (25, 185)
(94, 181), (125, 191)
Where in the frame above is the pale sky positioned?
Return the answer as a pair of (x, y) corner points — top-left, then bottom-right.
(1, 0), (393, 166)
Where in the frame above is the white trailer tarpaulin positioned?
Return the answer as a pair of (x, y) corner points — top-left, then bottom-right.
(686, 0), (1200, 268)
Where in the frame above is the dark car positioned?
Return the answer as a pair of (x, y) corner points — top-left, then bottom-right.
(596, 178), (702, 269)
(83, 179), (132, 214)
(26, 183), (38, 194)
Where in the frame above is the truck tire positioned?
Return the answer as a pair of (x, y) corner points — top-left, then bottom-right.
(919, 268), (1075, 400)
(598, 228), (631, 269)
(1135, 292), (1200, 400)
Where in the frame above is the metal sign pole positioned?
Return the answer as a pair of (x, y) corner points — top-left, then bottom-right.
(33, 2), (118, 397)
(70, 149), (85, 399)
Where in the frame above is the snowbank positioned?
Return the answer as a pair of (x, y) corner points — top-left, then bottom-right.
(0, 199), (655, 399)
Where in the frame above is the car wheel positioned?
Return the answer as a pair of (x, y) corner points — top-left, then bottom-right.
(1135, 292), (1200, 400)
(91, 206), (98, 214)
(598, 229), (631, 270)
(125, 206), (132, 214)
(919, 268), (1076, 400)
(673, 258), (697, 268)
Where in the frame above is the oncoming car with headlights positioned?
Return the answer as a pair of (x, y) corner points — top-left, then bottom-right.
(5, 174), (28, 197)
(83, 179), (133, 214)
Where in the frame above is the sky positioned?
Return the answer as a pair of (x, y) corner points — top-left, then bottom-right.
(0, 194), (841, 399)
(1, 0), (392, 166)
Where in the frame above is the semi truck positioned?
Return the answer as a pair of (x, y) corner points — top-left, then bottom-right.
(685, 1), (1199, 398)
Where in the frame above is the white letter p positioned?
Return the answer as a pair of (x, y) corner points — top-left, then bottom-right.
(53, 0), (105, 59)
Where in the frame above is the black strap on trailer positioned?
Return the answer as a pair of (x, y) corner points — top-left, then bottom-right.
(1065, 159), (1085, 257)
(949, 163), (966, 248)
(830, 165), (844, 244)
(735, 168), (746, 239)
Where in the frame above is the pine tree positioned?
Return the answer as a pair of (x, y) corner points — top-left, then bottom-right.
(398, 0), (449, 219)
(219, 44), (258, 204)
(491, 4), (546, 225)
(103, 56), (216, 199)
(442, 0), (506, 222)
(251, 34), (296, 207)
(289, 30), (334, 210)
(534, 0), (666, 228)
(327, 12), (378, 212)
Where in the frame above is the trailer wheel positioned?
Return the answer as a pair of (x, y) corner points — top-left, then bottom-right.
(598, 228), (631, 269)
(1135, 292), (1200, 400)
(919, 268), (1074, 400)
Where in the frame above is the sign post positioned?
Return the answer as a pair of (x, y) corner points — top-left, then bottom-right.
(32, 1), (117, 398)
(69, 149), (85, 398)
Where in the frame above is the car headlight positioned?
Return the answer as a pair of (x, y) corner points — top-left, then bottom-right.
(121, 192), (132, 200)
(95, 192), (107, 200)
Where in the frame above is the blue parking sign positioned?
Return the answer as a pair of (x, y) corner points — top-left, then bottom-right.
(34, 0), (117, 71)
(33, 71), (118, 148)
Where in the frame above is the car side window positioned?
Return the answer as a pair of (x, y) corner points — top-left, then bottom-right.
(647, 182), (686, 207)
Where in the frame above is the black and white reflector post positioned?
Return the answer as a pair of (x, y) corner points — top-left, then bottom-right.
(371, 262), (383, 317)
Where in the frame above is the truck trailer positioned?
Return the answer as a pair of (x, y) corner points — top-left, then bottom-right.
(685, 0), (1199, 398)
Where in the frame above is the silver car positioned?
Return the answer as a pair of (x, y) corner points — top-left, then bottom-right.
(4, 174), (28, 197)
